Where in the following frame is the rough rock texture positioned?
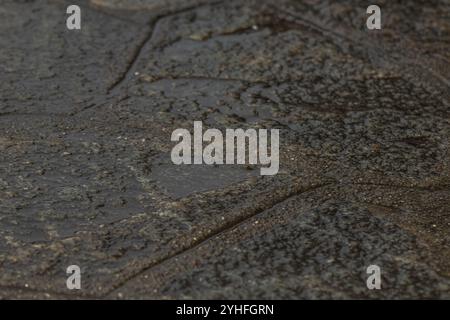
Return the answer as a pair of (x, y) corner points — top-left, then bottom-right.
(0, 0), (449, 299)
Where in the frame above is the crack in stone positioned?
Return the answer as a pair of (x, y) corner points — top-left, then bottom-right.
(106, 0), (225, 94)
(103, 182), (333, 296)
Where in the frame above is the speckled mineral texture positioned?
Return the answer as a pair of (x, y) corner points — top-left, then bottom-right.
(0, 0), (449, 299)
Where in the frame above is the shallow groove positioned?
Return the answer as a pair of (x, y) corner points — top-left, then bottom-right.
(107, 0), (225, 94)
(104, 182), (332, 296)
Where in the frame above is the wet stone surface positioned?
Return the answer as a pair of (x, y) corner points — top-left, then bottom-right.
(0, 0), (449, 298)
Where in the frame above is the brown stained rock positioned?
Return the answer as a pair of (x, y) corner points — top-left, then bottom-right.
(0, 0), (449, 299)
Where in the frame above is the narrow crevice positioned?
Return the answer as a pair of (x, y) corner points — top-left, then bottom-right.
(107, 0), (225, 94)
(106, 25), (155, 93)
(104, 179), (450, 296)
(103, 182), (332, 296)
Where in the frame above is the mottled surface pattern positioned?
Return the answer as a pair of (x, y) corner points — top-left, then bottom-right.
(0, 0), (449, 299)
